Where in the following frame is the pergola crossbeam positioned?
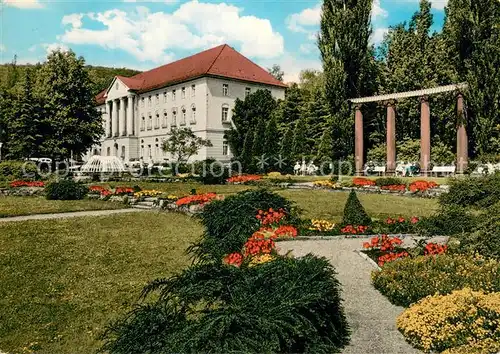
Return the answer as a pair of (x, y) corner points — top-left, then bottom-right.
(349, 83), (468, 104)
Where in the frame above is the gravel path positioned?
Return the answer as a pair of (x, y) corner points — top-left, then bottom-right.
(0, 208), (149, 222)
(278, 238), (421, 354)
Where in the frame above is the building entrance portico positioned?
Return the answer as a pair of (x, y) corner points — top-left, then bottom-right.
(350, 83), (469, 176)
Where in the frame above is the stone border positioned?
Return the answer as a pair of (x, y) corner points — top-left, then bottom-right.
(355, 250), (382, 270)
(279, 234), (419, 241)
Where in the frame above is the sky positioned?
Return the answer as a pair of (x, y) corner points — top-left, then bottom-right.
(1, 0), (448, 83)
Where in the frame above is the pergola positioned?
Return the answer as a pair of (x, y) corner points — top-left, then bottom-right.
(349, 83), (469, 176)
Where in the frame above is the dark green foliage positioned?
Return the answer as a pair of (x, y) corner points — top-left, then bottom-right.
(264, 115), (279, 171)
(292, 118), (307, 161)
(194, 158), (229, 185)
(439, 173), (500, 208)
(417, 205), (479, 236)
(279, 127), (294, 173)
(374, 177), (405, 187)
(102, 256), (350, 353)
(457, 202), (500, 259)
(240, 127), (254, 172)
(45, 179), (88, 200)
(0, 161), (38, 181)
(252, 118), (266, 172)
(342, 190), (371, 226)
(193, 189), (299, 262)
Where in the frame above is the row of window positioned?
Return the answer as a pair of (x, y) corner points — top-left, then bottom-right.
(139, 84), (252, 108)
(138, 139), (229, 157)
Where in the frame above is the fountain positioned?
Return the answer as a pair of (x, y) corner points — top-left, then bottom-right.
(80, 156), (126, 174)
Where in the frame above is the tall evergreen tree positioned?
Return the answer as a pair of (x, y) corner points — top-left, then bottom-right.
(280, 126), (294, 172)
(316, 126), (334, 162)
(292, 118), (307, 161)
(264, 116), (279, 170)
(252, 118), (267, 172)
(281, 83), (304, 126)
(318, 0), (375, 159)
(241, 127), (254, 172)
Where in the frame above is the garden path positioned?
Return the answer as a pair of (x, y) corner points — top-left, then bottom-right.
(278, 239), (421, 354)
(0, 208), (149, 222)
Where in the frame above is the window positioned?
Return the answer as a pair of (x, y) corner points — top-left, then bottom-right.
(172, 109), (177, 126)
(245, 87), (251, 97)
(155, 144), (160, 157)
(155, 113), (160, 129)
(163, 111), (168, 128)
(115, 82), (119, 90)
(141, 116), (145, 131)
(163, 91), (167, 103)
(181, 87), (186, 99)
(148, 114), (152, 130)
(191, 84), (196, 97)
(223, 141), (229, 156)
(147, 145), (151, 158)
(156, 94), (159, 105)
(190, 106), (196, 124)
(107, 147), (111, 156)
(222, 83), (229, 96)
(140, 144), (144, 158)
(172, 89), (176, 101)
(181, 108), (186, 125)
(221, 105), (229, 122)
(148, 96), (152, 107)
(141, 97), (145, 107)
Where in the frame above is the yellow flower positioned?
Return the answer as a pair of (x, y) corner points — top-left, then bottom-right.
(249, 254), (275, 266)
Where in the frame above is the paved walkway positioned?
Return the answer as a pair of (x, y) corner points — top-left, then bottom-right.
(0, 208), (149, 222)
(278, 238), (421, 354)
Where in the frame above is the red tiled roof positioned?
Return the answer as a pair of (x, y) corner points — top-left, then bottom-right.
(96, 44), (286, 104)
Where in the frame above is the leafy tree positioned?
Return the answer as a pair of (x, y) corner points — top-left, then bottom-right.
(225, 90), (278, 158)
(342, 190), (372, 226)
(240, 127), (254, 172)
(292, 118), (307, 161)
(264, 116), (279, 170)
(280, 127), (294, 172)
(34, 50), (104, 160)
(267, 64), (284, 82)
(162, 127), (212, 164)
(280, 83), (303, 126)
(316, 126), (333, 162)
(253, 118), (267, 172)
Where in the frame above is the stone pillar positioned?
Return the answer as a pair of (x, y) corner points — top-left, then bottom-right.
(420, 96), (431, 176)
(106, 101), (112, 138)
(112, 99), (119, 137)
(354, 105), (364, 176)
(457, 93), (468, 173)
(127, 95), (134, 136)
(386, 101), (396, 174)
(120, 97), (126, 136)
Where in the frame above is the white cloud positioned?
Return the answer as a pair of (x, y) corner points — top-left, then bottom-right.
(59, 1), (284, 63)
(123, 0), (178, 3)
(62, 14), (84, 29)
(371, 27), (389, 44)
(0, 45), (6, 52)
(372, 0), (388, 19)
(286, 4), (321, 33)
(43, 43), (70, 55)
(28, 45), (37, 52)
(299, 43), (316, 54)
(3, 0), (43, 9)
(260, 53), (321, 84)
(400, 0), (448, 10)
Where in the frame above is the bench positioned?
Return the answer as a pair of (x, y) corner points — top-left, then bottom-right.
(432, 165), (456, 176)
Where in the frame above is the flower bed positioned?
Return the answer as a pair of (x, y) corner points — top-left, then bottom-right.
(175, 192), (219, 207)
(226, 174), (262, 184)
(313, 180), (341, 189)
(353, 177), (376, 187)
(10, 180), (45, 188)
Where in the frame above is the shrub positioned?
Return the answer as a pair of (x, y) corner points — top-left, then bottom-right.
(193, 158), (230, 185)
(0, 160), (39, 181)
(372, 254), (500, 307)
(417, 205), (479, 236)
(45, 179), (88, 200)
(374, 177), (405, 187)
(101, 255), (350, 353)
(397, 288), (500, 353)
(192, 189), (299, 261)
(342, 190), (372, 226)
(440, 173), (500, 208)
(457, 202), (500, 259)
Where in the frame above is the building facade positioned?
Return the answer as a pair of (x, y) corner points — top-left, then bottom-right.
(89, 44), (286, 165)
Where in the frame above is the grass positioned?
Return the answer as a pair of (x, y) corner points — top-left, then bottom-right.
(0, 212), (203, 353)
(278, 189), (439, 222)
(0, 196), (127, 218)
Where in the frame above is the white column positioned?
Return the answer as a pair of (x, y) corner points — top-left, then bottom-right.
(127, 95), (134, 136)
(120, 97), (126, 136)
(112, 99), (119, 137)
(106, 101), (112, 138)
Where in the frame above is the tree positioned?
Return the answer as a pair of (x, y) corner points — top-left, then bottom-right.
(280, 83), (304, 126)
(267, 64), (284, 82)
(264, 116), (279, 171)
(225, 90), (278, 158)
(252, 118), (267, 172)
(342, 190), (372, 226)
(292, 118), (307, 161)
(162, 127), (212, 164)
(316, 126), (333, 162)
(240, 127), (254, 172)
(318, 0), (375, 160)
(34, 50), (104, 160)
(280, 127), (294, 172)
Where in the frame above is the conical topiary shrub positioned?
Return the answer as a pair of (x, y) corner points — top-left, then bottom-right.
(342, 190), (372, 226)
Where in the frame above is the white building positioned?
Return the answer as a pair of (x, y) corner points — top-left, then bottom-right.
(89, 44), (286, 165)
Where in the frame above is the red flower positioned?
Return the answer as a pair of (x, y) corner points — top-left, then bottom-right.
(378, 251), (409, 266)
(256, 208), (286, 226)
(223, 252), (243, 267)
(410, 216), (419, 224)
(352, 178), (376, 187)
(226, 175), (262, 183)
(10, 180), (45, 188)
(273, 225), (298, 239)
(424, 243), (447, 255)
(175, 193), (218, 207)
(409, 180), (439, 192)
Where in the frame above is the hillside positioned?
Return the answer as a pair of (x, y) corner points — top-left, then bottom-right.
(0, 63), (142, 96)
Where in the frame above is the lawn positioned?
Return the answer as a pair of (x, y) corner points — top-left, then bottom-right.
(0, 196), (127, 218)
(0, 212), (203, 353)
(278, 189), (439, 222)
(93, 181), (256, 195)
